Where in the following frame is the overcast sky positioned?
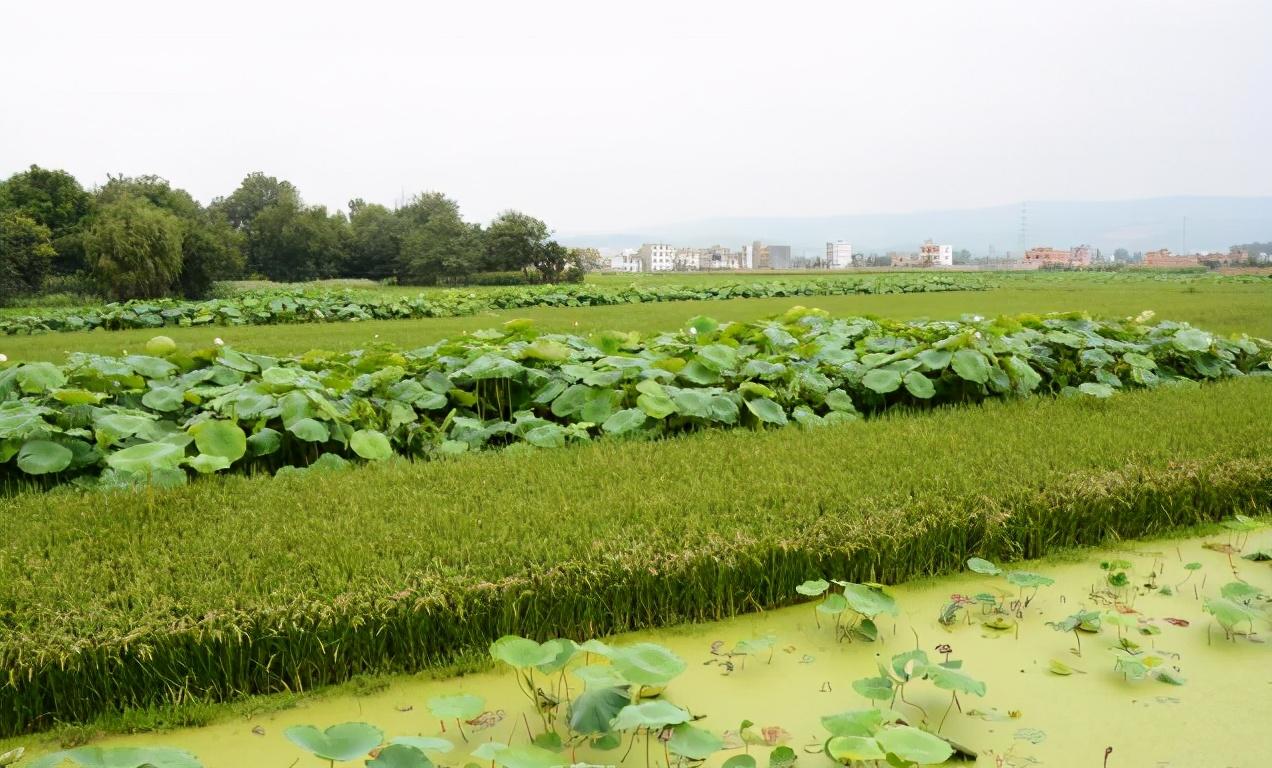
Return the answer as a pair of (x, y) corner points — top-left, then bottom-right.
(3, 1), (1270, 233)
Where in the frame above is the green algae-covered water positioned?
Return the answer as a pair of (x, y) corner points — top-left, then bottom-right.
(16, 531), (1272, 767)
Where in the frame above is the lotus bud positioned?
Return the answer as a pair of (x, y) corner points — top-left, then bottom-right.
(0, 353), (7, 362)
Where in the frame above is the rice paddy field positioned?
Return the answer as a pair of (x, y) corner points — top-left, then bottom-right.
(1, 269), (1271, 767)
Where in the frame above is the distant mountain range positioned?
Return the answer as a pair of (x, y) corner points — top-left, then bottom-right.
(559, 196), (1272, 257)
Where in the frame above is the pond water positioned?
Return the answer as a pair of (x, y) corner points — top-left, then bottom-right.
(21, 530), (1272, 767)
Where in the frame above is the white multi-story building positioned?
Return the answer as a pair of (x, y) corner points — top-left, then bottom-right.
(609, 253), (641, 272)
(825, 241), (853, 269)
(637, 243), (676, 272)
(920, 240), (954, 267)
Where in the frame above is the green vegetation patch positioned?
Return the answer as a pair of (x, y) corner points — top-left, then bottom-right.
(1, 378), (1270, 735)
(1, 308), (1267, 490)
(0, 275), (984, 336)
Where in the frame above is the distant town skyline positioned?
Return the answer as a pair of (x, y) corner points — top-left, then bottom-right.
(2, 1), (1270, 233)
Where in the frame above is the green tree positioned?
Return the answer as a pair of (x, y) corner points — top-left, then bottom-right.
(0, 212), (57, 300)
(85, 196), (184, 300)
(213, 172), (300, 231)
(1113, 248), (1130, 263)
(348, 202), (404, 279)
(0, 165), (93, 274)
(97, 175), (244, 297)
(484, 210), (551, 273)
(248, 199), (348, 282)
(399, 207), (483, 284)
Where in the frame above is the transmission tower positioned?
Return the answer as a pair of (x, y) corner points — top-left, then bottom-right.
(1018, 201), (1029, 257)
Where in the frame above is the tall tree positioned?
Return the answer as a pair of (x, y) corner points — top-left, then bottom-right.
(85, 196), (184, 300)
(247, 200), (348, 282)
(348, 202), (404, 279)
(484, 211), (551, 273)
(213, 172), (300, 231)
(0, 165), (93, 274)
(0, 212), (57, 300)
(398, 208), (483, 284)
(97, 175), (244, 297)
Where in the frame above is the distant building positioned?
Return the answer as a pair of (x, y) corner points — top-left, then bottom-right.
(919, 240), (953, 267)
(825, 241), (853, 269)
(609, 252), (641, 272)
(1143, 249), (1200, 268)
(638, 243), (676, 272)
(747, 241), (792, 269)
(889, 251), (924, 267)
(1023, 245), (1091, 269)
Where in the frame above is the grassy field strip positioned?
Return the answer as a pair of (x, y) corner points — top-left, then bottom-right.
(2, 378), (1269, 735)
(4, 281), (1271, 362)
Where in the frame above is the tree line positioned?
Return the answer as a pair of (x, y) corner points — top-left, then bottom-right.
(0, 166), (597, 302)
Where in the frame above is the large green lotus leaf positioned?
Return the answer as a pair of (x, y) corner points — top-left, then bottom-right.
(16, 440), (73, 475)
(966, 557), (1001, 575)
(1173, 328), (1212, 352)
(550, 384), (591, 417)
(916, 348), (952, 371)
(389, 737), (453, 754)
(1078, 382), (1114, 398)
(609, 642), (686, 686)
(427, 693), (484, 719)
(817, 593), (849, 615)
(824, 389), (855, 412)
(611, 700), (691, 731)
(188, 420), (246, 461)
(1123, 352), (1157, 370)
(1005, 571), (1055, 589)
(572, 664), (625, 689)
(667, 724), (723, 759)
(493, 745), (563, 768)
(695, 344), (738, 372)
(28, 746), (203, 768)
(902, 371), (935, 399)
(537, 638), (579, 674)
(841, 583), (899, 617)
(951, 349), (991, 384)
(15, 362), (67, 393)
(796, 579), (829, 596)
(124, 355), (177, 379)
(284, 722), (384, 761)
(602, 408), (647, 435)
(744, 397), (787, 425)
(489, 635), (556, 668)
(921, 664), (986, 696)
(1003, 356), (1042, 392)
(722, 756), (757, 768)
(826, 735), (885, 761)
(142, 386), (186, 412)
(367, 744), (433, 768)
(287, 417), (330, 443)
(51, 388), (108, 405)
(820, 707), (900, 737)
(93, 412), (160, 446)
(459, 354), (522, 380)
(350, 429), (393, 460)
(851, 675), (893, 701)
(246, 428), (282, 457)
(568, 685), (630, 735)
(636, 392), (676, 419)
(875, 726), (953, 765)
(185, 453), (231, 473)
(215, 348), (258, 373)
(145, 335), (177, 356)
(1203, 597), (1261, 630)
(670, 389), (713, 419)
(678, 360), (721, 385)
(861, 368), (902, 394)
(105, 441), (186, 473)
(524, 423), (566, 449)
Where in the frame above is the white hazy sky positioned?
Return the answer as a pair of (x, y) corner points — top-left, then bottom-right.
(3, 1), (1270, 233)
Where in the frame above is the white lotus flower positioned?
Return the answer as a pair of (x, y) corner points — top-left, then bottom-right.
(974, 331), (983, 339)
(0, 353), (7, 362)
(214, 337), (224, 346)
(688, 327), (698, 335)
(972, 315), (984, 321)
